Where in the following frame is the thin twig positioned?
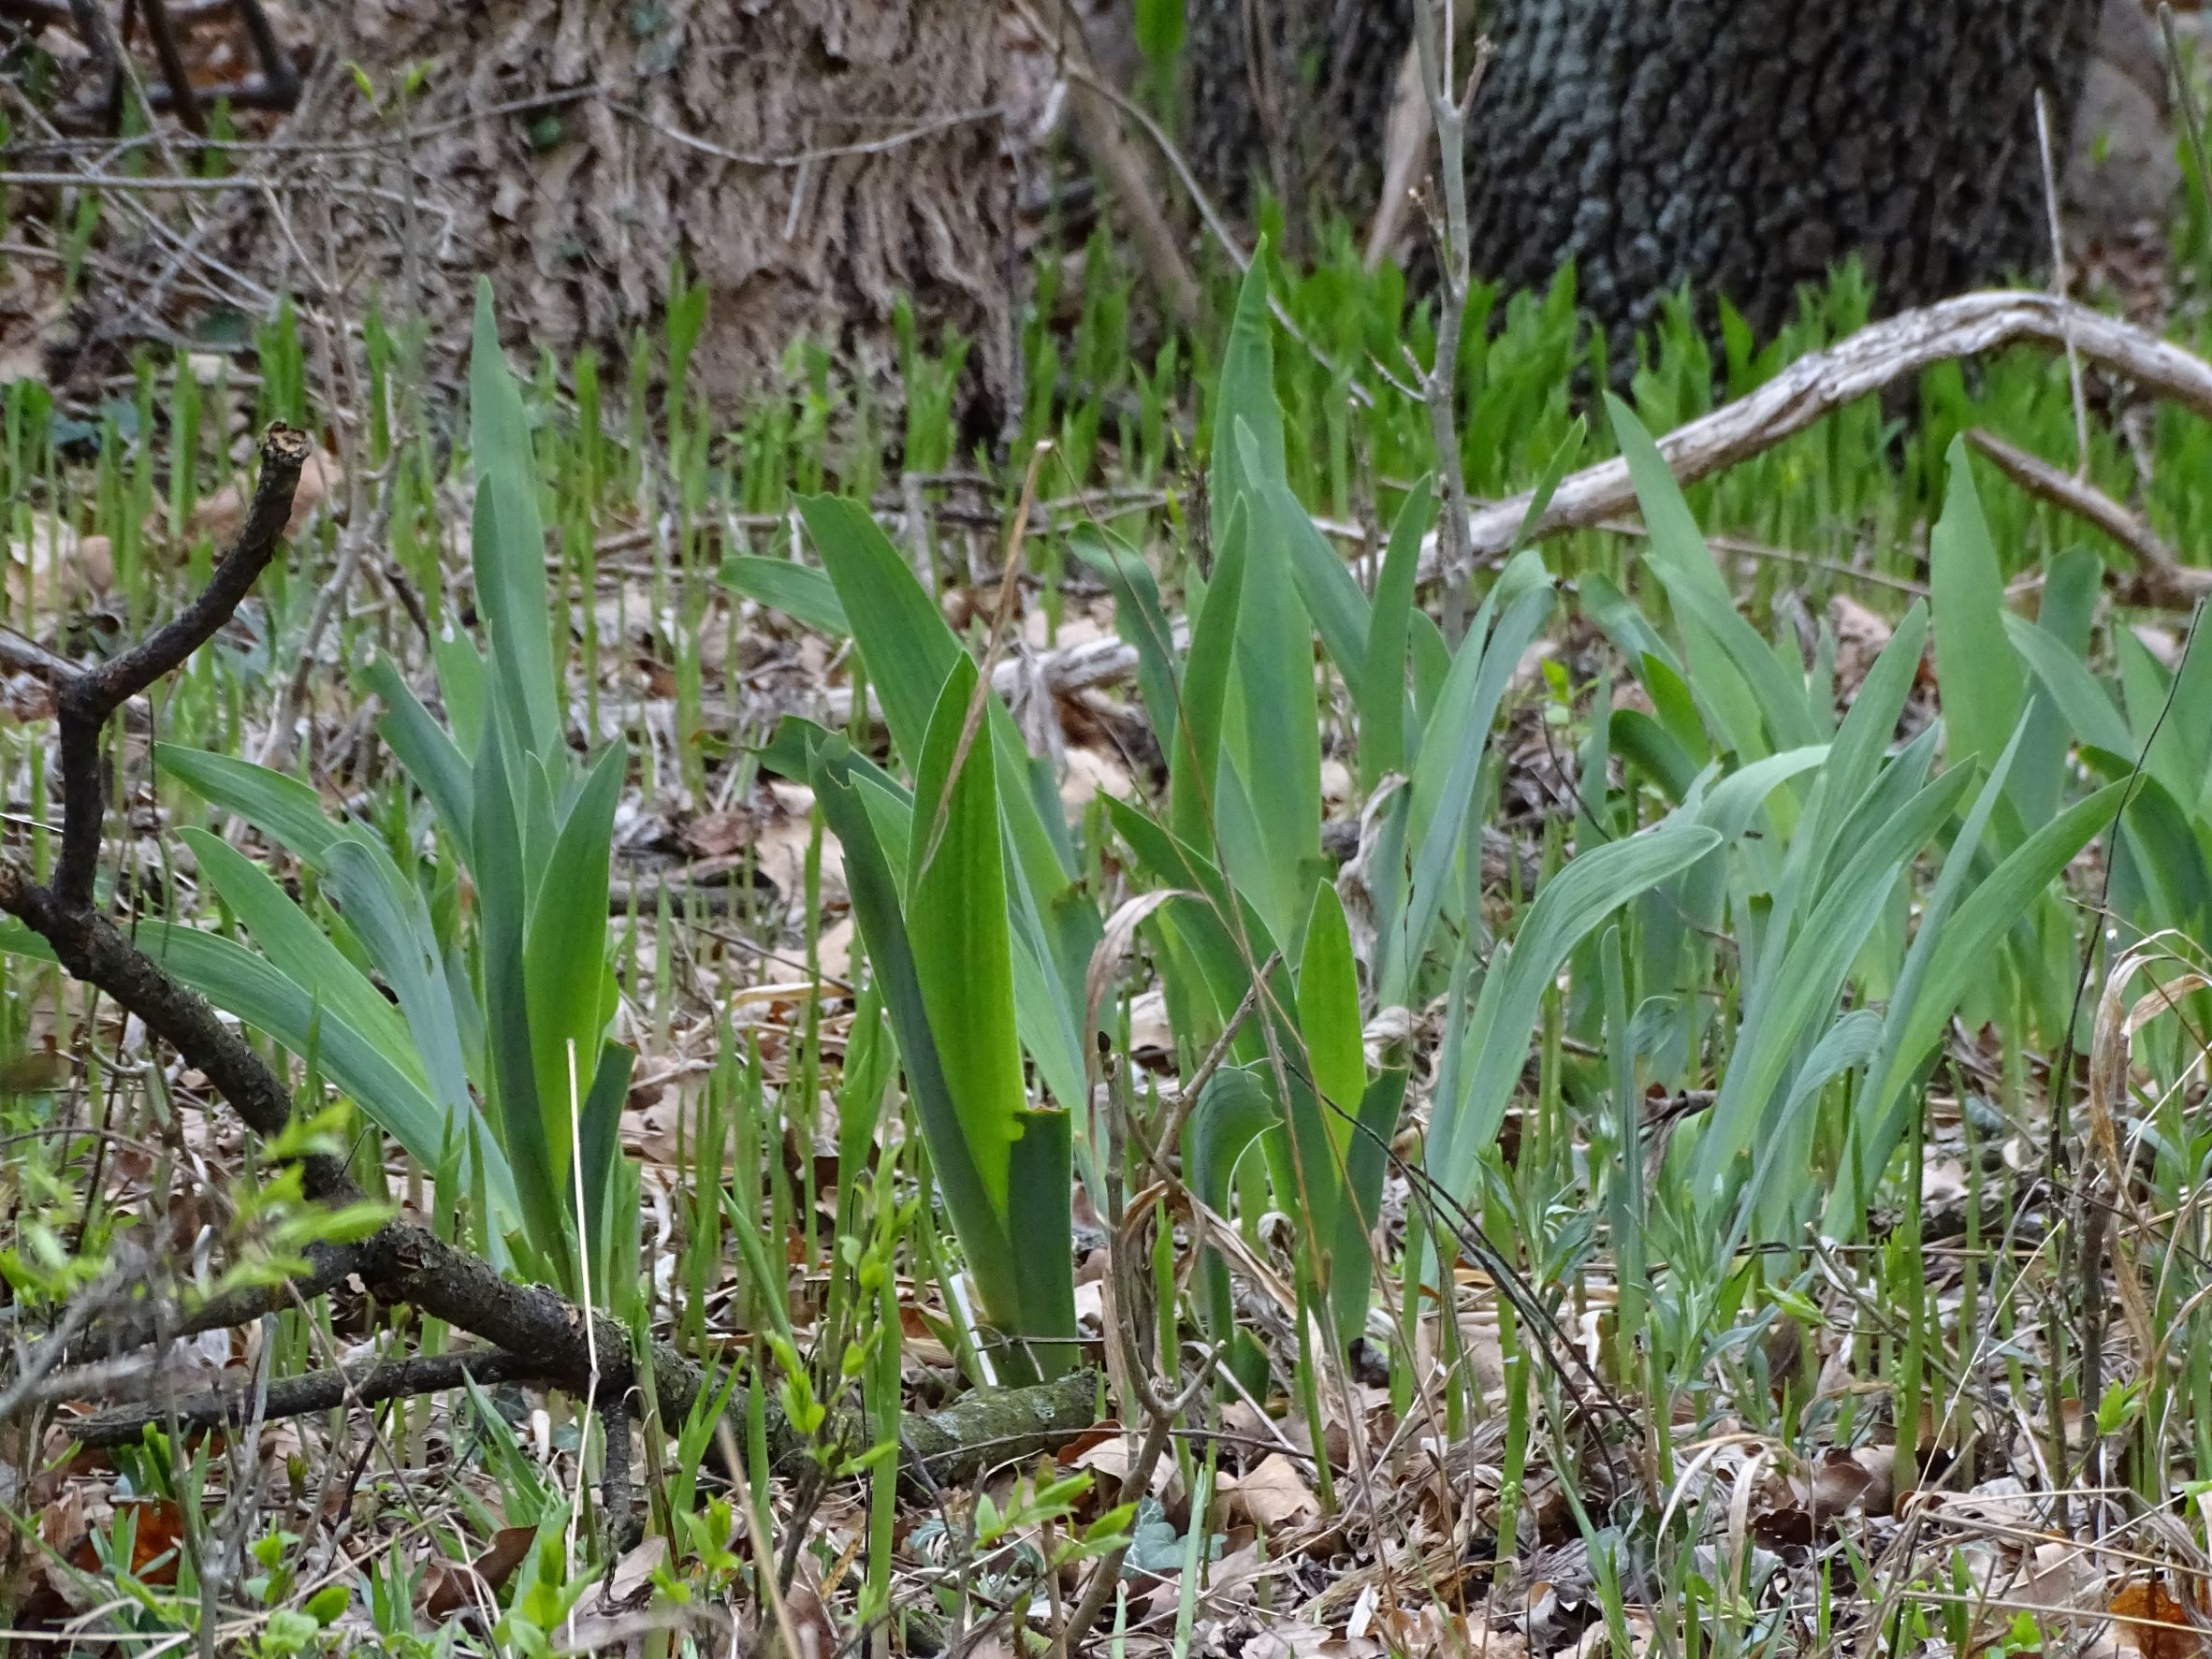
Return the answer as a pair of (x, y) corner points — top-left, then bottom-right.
(1044, 0), (1201, 327)
(1410, 0), (1484, 634)
(2034, 90), (2089, 478)
(258, 469), (388, 779)
(230, 0), (298, 107)
(0, 169), (290, 191)
(1055, 1344), (1221, 1657)
(918, 441), (1052, 876)
(600, 99), (1007, 170)
(138, 0), (203, 135)
(1963, 428), (2211, 608)
(1004, 0), (1375, 409)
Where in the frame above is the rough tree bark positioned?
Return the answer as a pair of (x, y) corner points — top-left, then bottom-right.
(256, 0), (1021, 420)
(1183, 0), (1413, 253)
(1185, 0), (2106, 357)
(1466, 0), (2104, 359)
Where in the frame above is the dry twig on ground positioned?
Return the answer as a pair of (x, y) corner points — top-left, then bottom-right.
(1964, 426), (2212, 608)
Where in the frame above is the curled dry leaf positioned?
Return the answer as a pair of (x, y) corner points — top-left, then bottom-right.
(603, 1535), (667, 1608)
(7, 514), (91, 615)
(813, 914), (855, 983)
(1827, 592), (1895, 701)
(1085, 891), (1188, 1053)
(1225, 1451), (1320, 1531)
(1571, 1610), (1657, 1659)
(1070, 1426), (1140, 1485)
(2017, 1539), (2103, 1622)
(1052, 1418), (1127, 1469)
(1058, 743), (1134, 810)
(783, 1572), (840, 1659)
(62, 1498), (185, 1589)
(679, 810), (749, 859)
(186, 445), (343, 544)
(1124, 988), (1174, 1065)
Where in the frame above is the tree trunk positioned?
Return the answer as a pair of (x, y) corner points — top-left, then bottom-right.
(1182, 0), (1413, 253)
(260, 1), (1021, 423)
(1182, 0), (2103, 355)
(1465, 0), (2104, 361)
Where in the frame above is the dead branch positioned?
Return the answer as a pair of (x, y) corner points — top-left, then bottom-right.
(1408, 7), (1486, 631)
(1361, 39), (1430, 271)
(0, 426), (1097, 1490)
(1963, 427), (2212, 609)
(230, 0), (298, 109)
(52, 423), (310, 910)
(0, 624), (84, 683)
(1435, 289), (2212, 584)
(905, 290), (2212, 719)
(57, 1347), (545, 1447)
(70, 1237), (373, 1365)
(138, 0), (205, 136)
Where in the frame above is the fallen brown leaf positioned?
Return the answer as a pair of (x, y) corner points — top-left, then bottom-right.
(1226, 1451), (1319, 1532)
(66, 1498), (184, 1587)
(2111, 1579), (2207, 1659)
(425, 1523), (537, 1620)
(603, 1535), (666, 1608)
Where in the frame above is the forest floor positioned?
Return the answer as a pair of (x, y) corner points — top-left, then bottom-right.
(7, 9), (2212, 1659)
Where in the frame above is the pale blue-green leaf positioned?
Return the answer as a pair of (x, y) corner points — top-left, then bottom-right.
(1227, 421), (1323, 948)
(1171, 494), (1248, 848)
(1004, 1108), (1077, 1372)
(362, 656), (473, 860)
(1297, 880), (1365, 1144)
(2013, 549), (2103, 831)
(720, 555), (850, 638)
(1929, 439), (2024, 772)
(470, 283), (560, 758)
(907, 656), (1028, 1215)
(180, 827), (415, 1073)
(1070, 526), (1180, 752)
(1427, 822), (1722, 1205)
(523, 742), (624, 1190)
(1693, 764), (1975, 1200)
(156, 746), (341, 867)
(1186, 1065), (1276, 1338)
(1385, 570), (1553, 1005)
(812, 735), (1021, 1327)
(323, 836), (475, 1130)
(1731, 1007), (1885, 1253)
(1830, 779), (2127, 1230)
(432, 627), (488, 757)
(472, 716), (570, 1282)
(1358, 476), (1433, 789)
(799, 492), (956, 770)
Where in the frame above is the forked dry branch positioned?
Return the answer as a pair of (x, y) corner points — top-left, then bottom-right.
(910, 291), (2212, 720)
(0, 429), (1092, 1522)
(7, 283), (2212, 1564)
(1440, 290), (2212, 582)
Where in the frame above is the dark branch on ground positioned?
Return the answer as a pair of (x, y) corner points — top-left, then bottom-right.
(65, 1347), (546, 1448)
(51, 422), (309, 910)
(0, 424), (1098, 1495)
